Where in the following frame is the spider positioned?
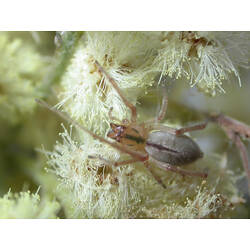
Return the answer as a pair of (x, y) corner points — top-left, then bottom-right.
(36, 60), (208, 188)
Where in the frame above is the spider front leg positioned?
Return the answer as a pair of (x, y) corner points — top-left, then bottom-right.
(94, 60), (137, 123)
(88, 155), (142, 167)
(36, 99), (147, 162)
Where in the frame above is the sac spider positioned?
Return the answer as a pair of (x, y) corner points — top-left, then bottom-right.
(36, 60), (208, 188)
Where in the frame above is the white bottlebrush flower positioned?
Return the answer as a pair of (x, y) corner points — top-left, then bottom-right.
(56, 31), (250, 139)
(42, 124), (243, 218)
(42, 32), (249, 218)
(42, 125), (140, 218)
(0, 32), (50, 124)
(57, 32), (163, 134)
(153, 32), (192, 80)
(153, 31), (250, 96)
(57, 47), (111, 134)
(193, 44), (240, 95)
(163, 187), (227, 219)
(0, 190), (60, 219)
(209, 32), (250, 69)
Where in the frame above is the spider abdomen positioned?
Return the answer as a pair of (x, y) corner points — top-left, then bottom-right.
(145, 131), (203, 166)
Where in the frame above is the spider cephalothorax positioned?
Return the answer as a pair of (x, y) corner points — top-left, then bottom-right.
(108, 123), (146, 148)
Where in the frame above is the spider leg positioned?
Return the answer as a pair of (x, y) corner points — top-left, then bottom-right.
(144, 161), (166, 188)
(156, 90), (168, 122)
(234, 135), (250, 190)
(144, 122), (207, 136)
(144, 123), (177, 134)
(209, 114), (250, 190)
(142, 91), (168, 126)
(150, 158), (208, 178)
(36, 99), (148, 162)
(89, 155), (167, 188)
(88, 155), (141, 167)
(224, 129), (250, 190)
(144, 92), (206, 135)
(108, 107), (122, 123)
(209, 113), (250, 138)
(175, 122), (207, 135)
(108, 107), (129, 125)
(94, 60), (137, 123)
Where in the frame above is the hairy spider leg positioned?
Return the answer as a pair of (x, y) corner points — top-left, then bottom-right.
(145, 90), (207, 135)
(35, 99), (148, 162)
(88, 155), (141, 167)
(147, 120), (207, 136)
(94, 60), (137, 123)
(156, 89), (168, 122)
(89, 155), (167, 189)
(210, 113), (250, 138)
(143, 90), (169, 126)
(224, 128), (250, 190)
(209, 113), (250, 190)
(108, 107), (122, 123)
(234, 135), (250, 190)
(150, 157), (208, 178)
(175, 122), (207, 135)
